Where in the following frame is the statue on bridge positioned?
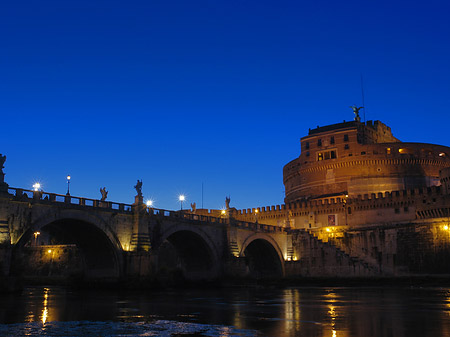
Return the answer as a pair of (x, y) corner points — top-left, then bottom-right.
(191, 202), (196, 213)
(225, 196), (231, 210)
(100, 187), (108, 201)
(134, 180), (143, 197)
(0, 154), (6, 188)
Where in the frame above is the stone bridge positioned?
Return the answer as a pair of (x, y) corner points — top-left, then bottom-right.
(0, 187), (296, 283)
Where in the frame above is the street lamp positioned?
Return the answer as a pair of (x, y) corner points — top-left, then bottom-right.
(33, 183), (41, 191)
(146, 200), (153, 207)
(66, 175), (71, 195)
(33, 231), (40, 246)
(179, 195), (185, 210)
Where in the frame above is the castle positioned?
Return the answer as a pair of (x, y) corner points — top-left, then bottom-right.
(220, 116), (450, 276)
(232, 118), (450, 232)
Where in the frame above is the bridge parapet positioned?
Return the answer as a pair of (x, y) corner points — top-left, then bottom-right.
(7, 187), (133, 213)
(5, 187), (284, 235)
(152, 208), (285, 233)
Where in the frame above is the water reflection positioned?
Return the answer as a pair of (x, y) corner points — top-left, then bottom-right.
(1, 287), (450, 336)
(41, 288), (49, 325)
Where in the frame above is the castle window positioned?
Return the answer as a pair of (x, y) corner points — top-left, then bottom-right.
(330, 136), (335, 144)
(404, 207), (409, 212)
(361, 151), (366, 155)
(306, 151), (310, 157)
(395, 208), (400, 214)
(344, 134), (349, 142)
(317, 150), (337, 161)
(344, 144), (349, 150)
(399, 148), (413, 155)
(305, 141), (310, 150)
(318, 139), (322, 146)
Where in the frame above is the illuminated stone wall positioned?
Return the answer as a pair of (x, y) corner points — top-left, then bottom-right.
(13, 245), (84, 279)
(314, 219), (450, 275)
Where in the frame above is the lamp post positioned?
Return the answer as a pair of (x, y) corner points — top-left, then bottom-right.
(179, 195), (185, 211)
(33, 231), (40, 246)
(33, 183), (41, 191)
(66, 175), (71, 196)
(146, 200), (153, 207)
(344, 194), (349, 226)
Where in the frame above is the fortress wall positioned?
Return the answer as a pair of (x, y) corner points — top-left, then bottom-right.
(314, 219), (450, 275)
(235, 185), (448, 229)
(286, 230), (378, 277)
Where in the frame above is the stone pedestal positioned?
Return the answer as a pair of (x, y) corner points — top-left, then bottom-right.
(130, 196), (151, 252)
(0, 172), (8, 195)
(135, 195), (143, 205)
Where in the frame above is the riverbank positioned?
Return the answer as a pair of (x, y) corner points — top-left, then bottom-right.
(10, 274), (450, 292)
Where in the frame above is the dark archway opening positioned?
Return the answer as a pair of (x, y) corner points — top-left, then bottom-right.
(157, 230), (216, 281)
(11, 219), (120, 282)
(244, 239), (283, 279)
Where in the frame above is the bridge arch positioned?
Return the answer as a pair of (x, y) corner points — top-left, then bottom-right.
(157, 223), (220, 281)
(240, 233), (285, 278)
(12, 209), (123, 280)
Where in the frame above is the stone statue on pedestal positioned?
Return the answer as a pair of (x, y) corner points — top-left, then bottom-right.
(134, 180), (143, 197)
(100, 187), (108, 201)
(191, 202), (196, 213)
(225, 196), (231, 210)
(0, 154), (5, 170)
(134, 180), (143, 205)
(0, 154), (6, 184)
(350, 105), (363, 122)
(0, 154), (8, 193)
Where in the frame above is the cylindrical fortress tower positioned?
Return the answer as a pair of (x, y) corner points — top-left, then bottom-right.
(284, 120), (450, 202)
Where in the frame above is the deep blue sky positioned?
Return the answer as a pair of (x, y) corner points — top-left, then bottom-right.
(1, 0), (449, 210)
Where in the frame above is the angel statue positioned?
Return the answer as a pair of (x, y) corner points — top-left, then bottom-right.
(0, 154), (5, 170)
(191, 202), (196, 213)
(100, 187), (108, 201)
(225, 196), (231, 210)
(134, 179), (143, 197)
(350, 105), (364, 122)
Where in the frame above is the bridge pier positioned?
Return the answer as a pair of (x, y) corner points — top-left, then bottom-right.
(130, 200), (151, 251)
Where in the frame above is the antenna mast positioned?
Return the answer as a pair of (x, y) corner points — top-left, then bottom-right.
(361, 74), (366, 122)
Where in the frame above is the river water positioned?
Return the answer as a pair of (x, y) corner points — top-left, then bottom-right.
(1, 286), (450, 336)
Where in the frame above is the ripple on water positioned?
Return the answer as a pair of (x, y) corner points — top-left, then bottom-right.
(0, 320), (260, 337)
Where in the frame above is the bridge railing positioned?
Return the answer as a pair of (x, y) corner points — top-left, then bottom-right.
(6, 187), (286, 233)
(149, 207), (284, 232)
(7, 187), (134, 213)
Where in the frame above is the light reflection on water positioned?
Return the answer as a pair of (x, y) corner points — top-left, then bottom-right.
(1, 286), (450, 336)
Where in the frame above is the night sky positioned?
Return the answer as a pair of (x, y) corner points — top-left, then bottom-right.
(1, 0), (449, 211)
